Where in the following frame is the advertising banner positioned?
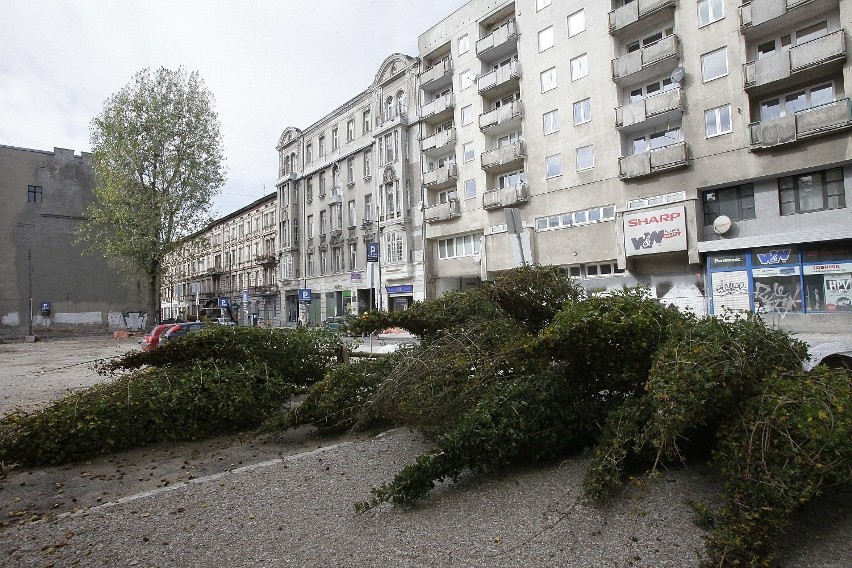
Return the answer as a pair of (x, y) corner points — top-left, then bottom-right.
(824, 274), (852, 311)
(623, 206), (687, 256)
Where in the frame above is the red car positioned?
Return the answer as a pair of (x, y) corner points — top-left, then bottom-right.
(139, 323), (174, 351)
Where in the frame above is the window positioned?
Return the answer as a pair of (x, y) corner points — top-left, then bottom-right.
(319, 173), (326, 196)
(348, 200), (357, 227)
(573, 99), (591, 125)
(698, 0), (724, 27)
(540, 67), (557, 92)
(305, 143), (313, 162)
(576, 145), (594, 171)
(702, 184), (755, 225)
(332, 246), (343, 272)
(384, 231), (404, 264)
(318, 135), (326, 156)
(320, 211), (328, 234)
(438, 234), (481, 259)
(458, 34), (469, 55)
(461, 105), (473, 126)
(463, 142), (475, 162)
(538, 26), (554, 52)
(570, 54), (588, 81)
(320, 250), (328, 275)
(543, 109), (559, 134)
(498, 170), (525, 189)
(701, 47), (728, 82)
(364, 149), (372, 178)
(364, 194), (374, 221)
(536, 0), (551, 10)
(779, 168), (845, 215)
(759, 83), (834, 122)
(545, 154), (562, 178)
(632, 127), (682, 154)
(629, 78), (676, 102)
(438, 189), (457, 204)
(347, 157), (355, 184)
(27, 185), (42, 203)
(363, 110), (371, 133)
(705, 105), (732, 137)
(463, 179), (476, 200)
(585, 262), (625, 278)
(347, 119), (355, 142)
(331, 203), (342, 231)
(568, 10), (585, 37)
(332, 127), (339, 150)
(535, 205), (617, 231)
(307, 215), (314, 239)
(460, 69), (474, 90)
(627, 27), (673, 53)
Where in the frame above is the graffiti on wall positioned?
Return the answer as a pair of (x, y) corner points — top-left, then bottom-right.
(753, 278), (801, 316)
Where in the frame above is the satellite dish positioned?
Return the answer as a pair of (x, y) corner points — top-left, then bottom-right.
(713, 215), (732, 235)
(670, 66), (685, 84)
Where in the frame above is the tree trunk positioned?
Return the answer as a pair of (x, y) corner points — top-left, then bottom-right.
(148, 260), (160, 326)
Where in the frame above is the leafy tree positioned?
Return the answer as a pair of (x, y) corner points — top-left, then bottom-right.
(77, 67), (226, 322)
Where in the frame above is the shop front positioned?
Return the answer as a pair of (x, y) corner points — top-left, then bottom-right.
(386, 284), (413, 312)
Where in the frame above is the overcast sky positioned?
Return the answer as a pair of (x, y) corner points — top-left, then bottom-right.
(0, 0), (467, 215)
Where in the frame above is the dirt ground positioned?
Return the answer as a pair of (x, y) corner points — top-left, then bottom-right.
(0, 333), (370, 530)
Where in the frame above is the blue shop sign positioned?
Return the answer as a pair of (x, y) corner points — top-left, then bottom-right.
(386, 285), (413, 295)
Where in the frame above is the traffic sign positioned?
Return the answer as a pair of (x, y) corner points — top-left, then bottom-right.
(367, 242), (380, 262)
(298, 288), (312, 303)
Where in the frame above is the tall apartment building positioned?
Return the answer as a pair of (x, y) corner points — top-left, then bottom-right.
(276, 54), (425, 325)
(162, 192), (278, 325)
(413, 0), (851, 332)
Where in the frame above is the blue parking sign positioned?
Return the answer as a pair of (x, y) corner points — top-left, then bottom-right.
(298, 288), (312, 303)
(367, 242), (379, 262)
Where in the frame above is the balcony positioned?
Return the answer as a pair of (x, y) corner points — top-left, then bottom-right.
(421, 57), (453, 89)
(254, 284), (280, 296)
(615, 88), (683, 130)
(481, 141), (525, 171)
(479, 100), (523, 134)
(421, 93), (456, 124)
(424, 199), (461, 223)
(255, 253), (277, 266)
(739, 0), (825, 36)
(476, 20), (518, 63)
(206, 265), (224, 276)
(618, 141), (689, 179)
(421, 128), (456, 156)
(749, 98), (852, 149)
(482, 183), (529, 210)
(612, 35), (680, 83)
(374, 110), (409, 135)
(743, 31), (846, 94)
(477, 60), (521, 97)
(609, 0), (677, 35)
(423, 163), (458, 189)
(328, 188), (343, 204)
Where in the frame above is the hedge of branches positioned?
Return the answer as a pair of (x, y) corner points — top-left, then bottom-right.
(0, 326), (342, 466)
(290, 265), (850, 567)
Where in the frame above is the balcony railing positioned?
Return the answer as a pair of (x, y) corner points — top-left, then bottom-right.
(481, 141), (526, 170)
(420, 93), (456, 121)
(477, 60), (521, 94)
(479, 100), (523, 130)
(609, 0), (677, 34)
(482, 182), (529, 210)
(254, 284), (280, 296)
(420, 58), (453, 87)
(423, 163), (458, 188)
(255, 254), (277, 266)
(615, 88), (682, 129)
(739, 0), (815, 32)
(421, 128), (457, 154)
(618, 141), (688, 179)
(206, 265), (225, 275)
(743, 31), (846, 91)
(612, 35), (679, 81)
(424, 199), (461, 223)
(476, 20), (518, 59)
(749, 98), (852, 149)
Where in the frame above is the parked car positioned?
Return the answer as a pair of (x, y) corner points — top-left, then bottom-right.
(323, 316), (349, 332)
(159, 322), (207, 344)
(139, 323), (174, 351)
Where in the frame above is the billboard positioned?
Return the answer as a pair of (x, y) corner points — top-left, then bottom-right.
(623, 205), (687, 257)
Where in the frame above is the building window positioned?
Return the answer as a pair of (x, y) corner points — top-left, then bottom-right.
(461, 105), (473, 126)
(576, 145), (594, 171)
(497, 170), (525, 189)
(535, 205), (616, 231)
(540, 67), (557, 92)
(463, 142), (475, 162)
(305, 143), (313, 162)
(568, 10), (585, 37)
(463, 179), (476, 200)
(570, 54), (588, 81)
(307, 215), (314, 239)
(698, 0), (724, 27)
(458, 34), (469, 55)
(705, 105), (732, 137)
(347, 119), (355, 142)
(348, 199), (357, 227)
(365, 194), (373, 221)
(536, 0), (551, 11)
(538, 26), (554, 52)
(320, 250), (328, 275)
(702, 184), (755, 225)
(332, 127), (339, 150)
(320, 211), (328, 235)
(348, 243), (357, 270)
(629, 78), (676, 102)
(460, 69), (474, 90)
(27, 185), (42, 203)
(331, 246), (343, 272)
(573, 98), (591, 125)
(438, 188), (457, 204)
(384, 230), (404, 264)
(545, 154), (562, 178)
(331, 203), (342, 231)
(779, 168), (846, 215)
(543, 109), (559, 134)
(438, 233), (481, 259)
(585, 262), (625, 278)
(759, 83), (834, 122)
(701, 47), (728, 82)
(364, 149), (372, 178)
(318, 135), (326, 156)
(347, 157), (355, 184)
(632, 127), (682, 154)
(363, 110), (371, 133)
(319, 173), (327, 196)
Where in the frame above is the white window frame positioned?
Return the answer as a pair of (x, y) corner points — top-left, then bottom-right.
(568, 10), (585, 37)
(535, 205), (617, 232)
(570, 54), (588, 81)
(464, 178), (476, 200)
(536, 0), (552, 11)
(705, 104), (732, 137)
(458, 34), (469, 55)
(576, 145), (594, 171)
(759, 82), (835, 122)
(540, 67), (557, 93)
(460, 69), (474, 90)
(346, 119), (355, 142)
(463, 142), (475, 162)
(538, 26), (554, 52)
(545, 154), (562, 178)
(438, 233), (482, 260)
(573, 98), (591, 125)
(698, 0), (724, 28)
(461, 104), (473, 126)
(701, 47), (728, 83)
(543, 109), (559, 135)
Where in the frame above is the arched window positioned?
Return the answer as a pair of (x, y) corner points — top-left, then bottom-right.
(396, 90), (407, 116)
(386, 96), (395, 119)
(283, 155), (290, 174)
(290, 152), (297, 171)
